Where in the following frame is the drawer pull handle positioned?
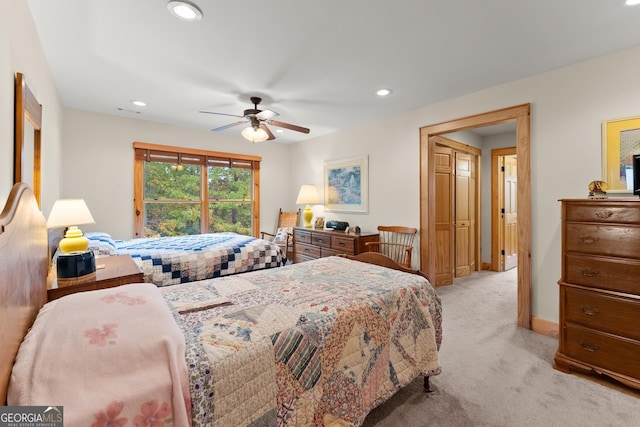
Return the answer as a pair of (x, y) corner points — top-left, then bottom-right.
(581, 306), (599, 316)
(580, 268), (599, 277)
(579, 341), (599, 352)
(579, 235), (598, 245)
(338, 242), (345, 246)
(594, 210), (614, 219)
(304, 248), (310, 253)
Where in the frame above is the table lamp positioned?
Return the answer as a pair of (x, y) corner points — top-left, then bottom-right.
(296, 185), (320, 228)
(47, 198), (97, 279)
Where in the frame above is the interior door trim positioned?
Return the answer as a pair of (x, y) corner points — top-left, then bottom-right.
(420, 103), (531, 329)
(491, 147), (517, 272)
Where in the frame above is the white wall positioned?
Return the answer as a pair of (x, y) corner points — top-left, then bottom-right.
(290, 45), (640, 323)
(0, 0), (63, 211)
(61, 109), (292, 240)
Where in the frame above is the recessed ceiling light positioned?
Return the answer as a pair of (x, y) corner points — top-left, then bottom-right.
(626, 0), (640, 5)
(131, 100), (147, 107)
(276, 129), (284, 133)
(376, 88), (392, 97)
(167, 1), (203, 21)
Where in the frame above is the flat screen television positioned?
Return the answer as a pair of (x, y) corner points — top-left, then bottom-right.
(634, 154), (640, 197)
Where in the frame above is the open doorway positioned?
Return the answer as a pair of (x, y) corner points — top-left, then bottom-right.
(492, 147), (518, 272)
(419, 104), (531, 329)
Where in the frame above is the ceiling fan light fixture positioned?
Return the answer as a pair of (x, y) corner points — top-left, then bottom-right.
(242, 126), (269, 143)
(167, 1), (203, 21)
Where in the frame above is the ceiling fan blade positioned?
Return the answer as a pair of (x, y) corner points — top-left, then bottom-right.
(256, 109), (279, 120)
(212, 120), (246, 131)
(260, 124), (275, 140)
(268, 120), (310, 134)
(200, 110), (245, 119)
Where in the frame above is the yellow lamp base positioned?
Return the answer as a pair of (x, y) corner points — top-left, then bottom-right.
(302, 205), (313, 228)
(58, 226), (90, 253)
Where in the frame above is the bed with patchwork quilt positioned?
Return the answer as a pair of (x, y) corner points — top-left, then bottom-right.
(85, 231), (285, 287)
(164, 255), (442, 426)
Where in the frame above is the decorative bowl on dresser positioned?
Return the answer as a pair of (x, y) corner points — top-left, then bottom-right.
(293, 227), (379, 263)
(555, 198), (640, 389)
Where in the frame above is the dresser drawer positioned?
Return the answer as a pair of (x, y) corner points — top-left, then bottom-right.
(564, 324), (640, 380)
(565, 223), (640, 259)
(564, 253), (640, 294)
(331, 235), (355, 253)
(295, 243), (320, 259)
(565, 203), (640, 224)
(294, 229), (312, 244)
(311, 232), (331, 248)
(564, 287), (640, 340)
(321, 247), (344, 257)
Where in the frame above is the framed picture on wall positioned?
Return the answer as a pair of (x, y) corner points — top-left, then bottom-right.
(324, 156), (368, 213)
(602, 116), (640, 193)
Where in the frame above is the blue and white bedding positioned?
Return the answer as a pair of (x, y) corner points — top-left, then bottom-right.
(86, 232), (284, 287)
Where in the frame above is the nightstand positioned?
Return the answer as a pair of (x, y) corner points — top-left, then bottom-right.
(47, 254), (144, 301)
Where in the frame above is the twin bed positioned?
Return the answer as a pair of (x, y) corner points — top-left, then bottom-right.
(83, 231), (285, 287)
(1, 183), (443, 426)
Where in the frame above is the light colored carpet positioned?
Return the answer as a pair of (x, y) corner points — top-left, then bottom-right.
(362, 268), (640, 427)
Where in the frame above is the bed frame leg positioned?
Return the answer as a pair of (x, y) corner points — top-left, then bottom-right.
(423, 375), (433, 393)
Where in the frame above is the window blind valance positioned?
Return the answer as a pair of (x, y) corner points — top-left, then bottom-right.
(133, 142), (261, 170)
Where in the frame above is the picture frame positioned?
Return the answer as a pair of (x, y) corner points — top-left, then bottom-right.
(602, 116), (640, 193)
(324, 155), (368, 213)
(314, 216), (325, 230)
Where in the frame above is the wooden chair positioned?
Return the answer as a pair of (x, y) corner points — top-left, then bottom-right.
(261, 208), (301, 262)
(365, 225), (417, 269)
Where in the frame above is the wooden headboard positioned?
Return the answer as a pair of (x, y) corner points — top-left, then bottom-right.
(0, 183), (48, 404)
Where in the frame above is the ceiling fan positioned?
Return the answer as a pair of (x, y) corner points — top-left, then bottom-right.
(199, 97), (311, 142)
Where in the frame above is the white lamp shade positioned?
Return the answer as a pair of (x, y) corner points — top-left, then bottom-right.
(296, 185), (320, 205)
(47, 199), (96, 229)
(242, 126), (269, 143)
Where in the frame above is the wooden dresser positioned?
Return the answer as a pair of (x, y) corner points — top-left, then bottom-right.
(293, 227), (379, 263)
(555, 198), (640, 389)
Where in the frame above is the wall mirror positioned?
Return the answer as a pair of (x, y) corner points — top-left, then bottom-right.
(14, 72), (43, 207)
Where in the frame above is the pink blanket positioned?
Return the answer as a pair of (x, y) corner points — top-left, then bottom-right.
(8, 283), (191, 426)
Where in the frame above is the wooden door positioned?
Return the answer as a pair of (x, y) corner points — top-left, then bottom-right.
(502, 155), (518, 270)
(434, 145), (454, 285)
(455, 152), (472, 277)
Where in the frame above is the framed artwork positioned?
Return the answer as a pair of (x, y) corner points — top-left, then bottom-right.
(324, 156), (368, 213)
(602, 116), (640, 193)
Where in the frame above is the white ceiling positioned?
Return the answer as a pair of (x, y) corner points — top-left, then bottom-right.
(27, 0), (640, 143)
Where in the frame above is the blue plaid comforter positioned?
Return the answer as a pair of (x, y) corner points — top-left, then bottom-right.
(113, 233), (284, 287)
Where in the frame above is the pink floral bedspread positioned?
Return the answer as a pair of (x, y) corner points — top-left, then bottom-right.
(9, 284), (192, 426)
(165, 256), (442, 426)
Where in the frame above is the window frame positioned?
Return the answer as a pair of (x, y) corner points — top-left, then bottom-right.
(133, 141), (261, 237)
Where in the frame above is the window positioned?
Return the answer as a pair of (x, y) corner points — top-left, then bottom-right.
(133, 142), (261, 238)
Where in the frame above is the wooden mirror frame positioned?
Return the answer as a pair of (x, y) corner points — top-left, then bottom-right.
(14, 72), (43, 207)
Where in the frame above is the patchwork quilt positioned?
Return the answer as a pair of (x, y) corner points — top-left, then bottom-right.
(111, 233), (284, 287)
(161, 256), (442, 426)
